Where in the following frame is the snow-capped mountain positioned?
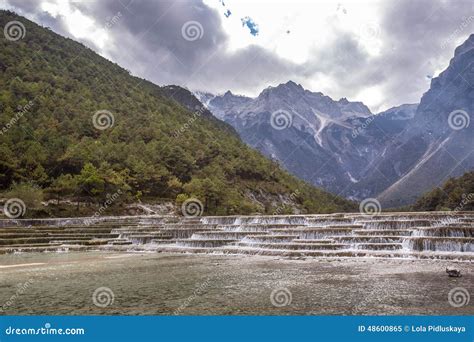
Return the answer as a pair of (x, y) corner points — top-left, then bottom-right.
(195, 34), (473, 207)
(195, 81), (415, 199)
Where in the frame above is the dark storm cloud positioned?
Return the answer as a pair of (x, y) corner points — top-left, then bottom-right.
(80, 0), (227, 63)
(2, 0), (473, 110)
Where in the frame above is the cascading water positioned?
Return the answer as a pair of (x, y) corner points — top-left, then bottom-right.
(403, 237), (474, 252)
(1, 212), (473, 260)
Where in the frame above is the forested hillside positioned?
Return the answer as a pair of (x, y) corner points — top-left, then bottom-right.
(0, 10), (355, 216)
(412, 171), (474, 211)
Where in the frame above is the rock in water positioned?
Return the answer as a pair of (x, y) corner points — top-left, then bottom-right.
(446, 268), (462, 277)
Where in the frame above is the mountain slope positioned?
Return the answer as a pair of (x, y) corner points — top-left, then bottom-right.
(0, 10), (355, 215)
(371, 34), (474, 207)
(412, 171), (474, 211)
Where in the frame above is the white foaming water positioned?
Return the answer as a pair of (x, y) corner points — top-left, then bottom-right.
(1, 212), (473, 260)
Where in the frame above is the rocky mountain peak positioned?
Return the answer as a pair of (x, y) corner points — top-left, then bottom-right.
(453, 33), (474, 58)
(338, 97), (349, 104)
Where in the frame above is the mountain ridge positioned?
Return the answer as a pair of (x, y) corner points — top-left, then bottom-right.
(195, 80), (418, 201)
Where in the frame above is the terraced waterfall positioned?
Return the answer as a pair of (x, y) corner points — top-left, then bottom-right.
(0, 212), (473, 260)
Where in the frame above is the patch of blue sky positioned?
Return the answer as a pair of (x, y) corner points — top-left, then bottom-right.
(241, 16), (259, 36)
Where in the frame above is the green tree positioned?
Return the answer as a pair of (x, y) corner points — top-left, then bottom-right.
(49, 174), (76, 204)
(3, 182), (44, 217)
(75, 163), (105, 203)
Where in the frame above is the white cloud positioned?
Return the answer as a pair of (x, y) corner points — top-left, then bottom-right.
(40, 1), (109, 49)
(204, 0), (384, 62)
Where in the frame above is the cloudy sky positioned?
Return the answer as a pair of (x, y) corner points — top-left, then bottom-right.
(2, 0), (473, 112)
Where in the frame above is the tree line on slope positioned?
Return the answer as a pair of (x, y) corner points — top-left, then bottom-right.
(412, 171), (474, 211)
